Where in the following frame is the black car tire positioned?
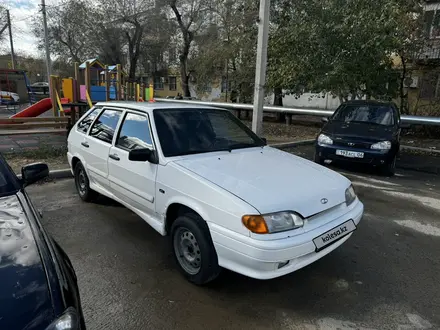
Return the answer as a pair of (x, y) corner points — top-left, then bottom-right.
(74, 162), (97, 202)
(171, 213), (221, 285)
(314, 152), (324, 165)
(382, 155), (396, 177)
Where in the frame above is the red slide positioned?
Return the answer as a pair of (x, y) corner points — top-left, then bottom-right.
(11, 98), (52, 118)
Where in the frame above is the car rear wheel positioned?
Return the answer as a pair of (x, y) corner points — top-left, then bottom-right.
(171, 214), (221, 285)
(74, 162), (97, 202)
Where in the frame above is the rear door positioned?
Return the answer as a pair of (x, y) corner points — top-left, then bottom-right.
(108, 111), (157, 216)
(83, 108), (122, 193)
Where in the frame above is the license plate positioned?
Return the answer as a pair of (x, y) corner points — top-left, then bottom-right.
(336, 150), (364, 158)
(313, 220), (356, 250)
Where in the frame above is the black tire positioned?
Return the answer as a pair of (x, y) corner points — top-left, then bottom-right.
(381, 155), (396, 177)
(314, 151), (324, 165)
(74, 162), (97, 202)
(171, 214), (221, 285)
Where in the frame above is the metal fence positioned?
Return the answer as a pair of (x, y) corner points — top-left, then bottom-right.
(155, 98), (440, 126)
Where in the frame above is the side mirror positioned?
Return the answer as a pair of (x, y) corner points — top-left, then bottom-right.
(261, 137), (267, 145)
(21, 163), (49, 186)
(399, 122), (411, 129)
(129, 148), (156, 163)
(321, 117), (329, 123)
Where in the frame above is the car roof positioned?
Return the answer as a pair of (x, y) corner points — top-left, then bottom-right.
(95, 101), (228, 114)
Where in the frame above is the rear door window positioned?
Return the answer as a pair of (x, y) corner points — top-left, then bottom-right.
(89, 109), (122, 144)
(77, 108), (101, 134)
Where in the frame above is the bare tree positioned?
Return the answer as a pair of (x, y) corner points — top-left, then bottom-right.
(168, 0), (211, 96)
(32, 0), (98, 63)
(100, 0), (169, 79)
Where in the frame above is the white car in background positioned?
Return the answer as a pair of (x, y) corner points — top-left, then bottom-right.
(0, 91), (20, 103)
(67, 102), (364, 285)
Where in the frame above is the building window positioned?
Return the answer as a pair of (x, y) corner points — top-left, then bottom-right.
(425, 10), (440, 39)
(154, 76), (164, 90)
(419, 71), (440, 99)
(169, 76), (177, 91)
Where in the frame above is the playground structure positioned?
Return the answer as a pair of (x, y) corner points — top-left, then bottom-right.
(0, 59), (154, 136)
(8, 59), (154, 121)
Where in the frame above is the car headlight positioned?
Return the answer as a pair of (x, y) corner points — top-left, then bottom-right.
(345, 185), (356, 206)
(317, 134), (333, 146)
(242, 212), (304, 234)
(371, 141), (391, 150)
(45, 307), (79, 330)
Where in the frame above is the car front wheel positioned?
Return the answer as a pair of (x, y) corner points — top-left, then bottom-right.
(74, 162), (97, 202)
(314, 151), (324, 165)
(171, 214), (221, 285)
(381, 155), (396, 177)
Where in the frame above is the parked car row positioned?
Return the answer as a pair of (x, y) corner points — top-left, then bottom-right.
(4, 100), (401, 329)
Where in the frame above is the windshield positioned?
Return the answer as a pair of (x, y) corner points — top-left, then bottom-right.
(154, 108), (265, 157)
(332, 104), (395, 126)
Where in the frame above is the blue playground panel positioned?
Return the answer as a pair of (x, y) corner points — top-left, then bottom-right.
(90, 86), (117, 101)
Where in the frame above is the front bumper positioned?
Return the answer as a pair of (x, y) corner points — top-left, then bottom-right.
(316, 144), (394, 166)
(210, 200), (364, 280)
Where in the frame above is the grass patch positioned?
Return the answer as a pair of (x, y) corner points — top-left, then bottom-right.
(4, 145), (69, 173)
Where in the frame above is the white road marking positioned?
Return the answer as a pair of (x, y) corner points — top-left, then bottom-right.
(340, 172), (400, 186)
(394, 220), (440, 237)
(316, 318), (375, 330)
(406, 313), (433, 329)
(385, 191), (440, 212)
(352, 181), (396, 190)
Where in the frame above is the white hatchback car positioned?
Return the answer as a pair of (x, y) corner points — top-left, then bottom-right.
(67, 102), (364, 284)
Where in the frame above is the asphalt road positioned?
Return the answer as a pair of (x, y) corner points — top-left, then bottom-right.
(27, 152), (440, 330)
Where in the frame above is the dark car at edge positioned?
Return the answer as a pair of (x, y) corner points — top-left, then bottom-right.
(314, 100), (407, 176)
(0, 155), (85, 330)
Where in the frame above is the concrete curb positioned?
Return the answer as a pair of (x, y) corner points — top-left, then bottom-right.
(401, 145), (440, 154)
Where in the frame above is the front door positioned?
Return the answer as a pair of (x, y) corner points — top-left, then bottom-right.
(84, 108), (122, 193)
(108, 111), (157, 216)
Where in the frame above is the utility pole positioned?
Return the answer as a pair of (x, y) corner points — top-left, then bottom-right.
(6, 10), (16, 69)
(41, 0), (52, 81)
(251, 0), (270, 136)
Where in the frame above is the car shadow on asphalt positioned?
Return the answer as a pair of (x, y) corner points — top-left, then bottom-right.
(93, 195), (125, 207)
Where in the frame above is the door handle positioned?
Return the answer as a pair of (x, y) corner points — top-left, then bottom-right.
(81, 142), (89, 148)
(109, 153), (120, 161)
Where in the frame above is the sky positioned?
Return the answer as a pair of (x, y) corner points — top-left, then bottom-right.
(1, 0), (59, 57)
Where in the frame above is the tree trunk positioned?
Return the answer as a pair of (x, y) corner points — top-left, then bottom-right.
(170, 3), (193, 97)
(399, 55), (407, 115)
(179, 45), (191, 97)
(273, 87), (285, 122)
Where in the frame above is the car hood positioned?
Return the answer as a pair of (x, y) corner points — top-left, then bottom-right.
(323, 121), (395, 141)
(173, 147), (350, 216)
(0, 195), (53, 330)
